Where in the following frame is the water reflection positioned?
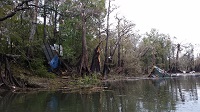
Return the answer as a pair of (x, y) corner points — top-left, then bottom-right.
(0, 75), (200, 112)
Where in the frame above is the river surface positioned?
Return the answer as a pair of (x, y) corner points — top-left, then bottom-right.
(1, 74), (200, 112)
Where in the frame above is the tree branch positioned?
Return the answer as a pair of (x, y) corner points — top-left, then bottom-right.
(0, 7), (30, 21)
(0, 0), (33, 21)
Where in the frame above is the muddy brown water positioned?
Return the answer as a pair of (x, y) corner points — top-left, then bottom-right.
(0, 74), (200, 112)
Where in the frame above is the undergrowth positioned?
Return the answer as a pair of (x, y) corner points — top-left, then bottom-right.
(70, 73), (101, 86)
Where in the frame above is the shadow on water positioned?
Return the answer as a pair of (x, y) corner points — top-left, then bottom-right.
(0, 74), (200, 112)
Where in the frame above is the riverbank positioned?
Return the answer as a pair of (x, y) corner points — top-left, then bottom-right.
(1, 74), (200, 112)
(0, 73), (144, 92)
(6, 67), (200, 92)
(23, 74), (129, 90)
(2, 72), (200, 92)
(0, 61), (143, 92)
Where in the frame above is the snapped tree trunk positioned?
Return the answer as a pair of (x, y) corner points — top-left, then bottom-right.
(90, 42), (101, 73)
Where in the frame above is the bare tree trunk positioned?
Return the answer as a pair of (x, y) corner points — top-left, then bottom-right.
(117, 18), (121, 67)
(79, 11), (89, 76)
(54, 1), (58, 39)
(191, 46), (194, 71)
(43, 0), (47, 40)
(175, 44), (180, 72)
(103, 0), (111, 78)
(29, 0), (38, 41)
(118, 42), (121, 67)
(28, 0), (38, 57)
(97, 17), (102, 43)
(168, 52), (171, 71)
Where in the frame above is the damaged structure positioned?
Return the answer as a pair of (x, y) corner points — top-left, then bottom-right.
(148, 66), (171, 78)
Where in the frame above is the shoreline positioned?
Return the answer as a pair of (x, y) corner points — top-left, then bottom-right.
(1, 73), (200, 93)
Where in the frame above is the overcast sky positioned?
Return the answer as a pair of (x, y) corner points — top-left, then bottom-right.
(113, 0), (200, 46)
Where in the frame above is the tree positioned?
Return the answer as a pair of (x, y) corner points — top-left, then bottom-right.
(60, 0), (106, 75)
(139, 29), (172, 74)
(111, 16), (135, 67)
(179, 44), (194, 72)
(103, 0), (116, 78)
(28, 0), (39, 57)
(0, 0), (33, 21)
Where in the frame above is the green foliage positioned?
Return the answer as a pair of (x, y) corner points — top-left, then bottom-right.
(30, 58), (55, 78)
(60, 21), (82, 65)
(140, 28), (173, 73)
(76, 74), (100, 86)
(59, 0), (106, 65)
(0, 1), (13, 17)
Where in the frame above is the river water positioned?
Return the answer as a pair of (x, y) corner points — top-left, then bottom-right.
(1, 74), (200, 112)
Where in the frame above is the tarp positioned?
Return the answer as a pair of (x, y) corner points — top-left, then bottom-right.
(50, 55), (59, 69)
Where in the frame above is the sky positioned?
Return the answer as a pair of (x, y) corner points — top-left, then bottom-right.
(112, 0), (200, 54)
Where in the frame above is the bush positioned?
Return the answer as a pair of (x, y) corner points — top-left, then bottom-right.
(30, 58), (55, 78)
(76, 74), (100, 86)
